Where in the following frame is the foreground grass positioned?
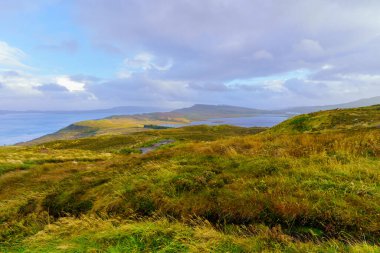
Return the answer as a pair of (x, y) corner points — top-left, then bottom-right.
(0, 107), (380, 252)
(4, 217), (379, 253)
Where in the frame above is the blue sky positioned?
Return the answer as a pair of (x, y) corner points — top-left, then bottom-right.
(0, 1), (120, 78)
(1, 0), (380, 110)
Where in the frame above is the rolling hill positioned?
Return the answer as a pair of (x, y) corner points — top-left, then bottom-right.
(168, 104), (268, 120)
(272, 104), (380, 133)
(20, 96), (380, 146)
(21, 104), (270, 145)
(0, 105), (379, 252)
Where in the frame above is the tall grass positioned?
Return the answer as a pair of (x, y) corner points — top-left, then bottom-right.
(0, 106), (379, 251)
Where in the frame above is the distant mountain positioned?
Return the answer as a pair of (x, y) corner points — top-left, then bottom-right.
(17, 98), (380, 145)
(5, 96), (380, 116)
(278, 96), (380, 114)
(169, 104), (268, 120)
(22, 104), (270, 145)
(121, 104), (268, 121)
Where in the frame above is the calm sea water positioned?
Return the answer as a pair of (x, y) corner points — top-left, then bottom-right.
(162, 115), (289, 128)
(0, 112), (121, 145)
(0, 113), (288, 146)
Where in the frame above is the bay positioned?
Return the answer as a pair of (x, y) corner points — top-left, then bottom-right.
(162, 114), (288, 128)
(0, 113), (288, 146)
(0, 112), (122, 145)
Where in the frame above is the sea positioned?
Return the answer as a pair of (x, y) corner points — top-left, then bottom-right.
(166, 115), (289, 128)
(0, 112), (117, 146)
(0, 113), (289, 146)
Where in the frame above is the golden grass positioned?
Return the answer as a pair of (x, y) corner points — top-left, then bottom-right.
(0, 105), (379, 251)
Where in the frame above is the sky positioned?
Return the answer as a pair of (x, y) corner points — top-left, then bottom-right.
(1, 0), (380, 110)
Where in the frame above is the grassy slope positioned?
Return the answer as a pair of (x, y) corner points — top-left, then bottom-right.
(0, 106), (379, 252)
(271, 104), (380, 133)
(22, 104), (269, 145)
(24, 117), (189, 145)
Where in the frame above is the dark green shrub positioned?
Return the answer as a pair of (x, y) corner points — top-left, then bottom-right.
(42, 191), (93, 217)
(123, 185), (157, 216)
(134, 196), (156, 216)
(290, 115), (312, 132)
(237, 158), (289, 177)
(17, 199), (37, 216)
(119, 147), (141, 155)
(171, 173), (207, 194)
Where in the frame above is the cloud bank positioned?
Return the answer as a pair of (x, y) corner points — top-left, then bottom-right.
(1, 0), (380, 110)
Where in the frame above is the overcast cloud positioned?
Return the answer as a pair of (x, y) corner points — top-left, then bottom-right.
(0, 0), (379, 110)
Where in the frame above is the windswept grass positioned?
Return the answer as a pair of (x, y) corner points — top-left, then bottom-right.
(0, 105), (379, 252)
(272, 104), (380, 133)
(5, 216), (379, 253)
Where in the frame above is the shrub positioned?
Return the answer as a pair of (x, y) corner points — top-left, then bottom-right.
(42, 191), (93, 217)
(118, 147), (141, 155)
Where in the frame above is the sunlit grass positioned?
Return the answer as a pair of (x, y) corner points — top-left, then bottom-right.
(0, 105), (379, 251)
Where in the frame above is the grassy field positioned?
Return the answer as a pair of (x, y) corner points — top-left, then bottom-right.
(0, 106), (379, 252)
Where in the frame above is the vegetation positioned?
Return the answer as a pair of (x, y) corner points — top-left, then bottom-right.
(143, 124), (172, 129)
(24, 117), (187, 145)
(0, 106), (379, 252)
(21, 104), (271, 145)
(272, 104), (380, 133)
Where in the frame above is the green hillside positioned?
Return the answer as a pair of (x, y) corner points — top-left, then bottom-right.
(1, 106), (379, 252)
(24, 117), (188, 145)
(21, 104), (270, 145)
(272, 104), (380, 133)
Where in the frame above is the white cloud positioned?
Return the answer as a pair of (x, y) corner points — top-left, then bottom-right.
(56, 76), (86, 92)
(337, 73), (380, 83)
(75, 0), (380, 82)
(0, 41), (99, 110)
(0, 41), (30, 69)
(3, 1), (380, 110)
(0, 70), (42, 95)
(321, 64), (333, 70)
(118, 53), (172, 78)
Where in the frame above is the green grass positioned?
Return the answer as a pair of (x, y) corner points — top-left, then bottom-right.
(3, 217), (379, 252)
(0, 105), (379, 252)
(272, 104), (380, 133)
